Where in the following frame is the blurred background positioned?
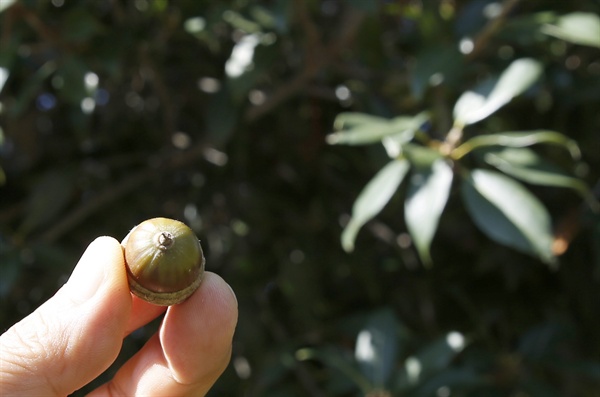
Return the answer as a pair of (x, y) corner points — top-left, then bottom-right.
(1, 0), (600, 396)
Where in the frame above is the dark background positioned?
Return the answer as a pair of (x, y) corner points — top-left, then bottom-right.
(1, 0), (599, 396)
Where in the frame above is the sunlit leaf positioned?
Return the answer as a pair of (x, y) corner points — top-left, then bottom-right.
(461, 169), (555, 265)
(452, 130), (581, 160)
(0, 67), (8, 93)
(0, 0), (16, 13)
(453, 58), (543, 126)
(342, 158), (410, 252)
(541, 12), (600, 48)
(355, 309), (400, 388)
(405, 159), (453, 266)
(328, 112), (428, 146)
(333, 112), (390, 130)
(483, 147), (599, 211)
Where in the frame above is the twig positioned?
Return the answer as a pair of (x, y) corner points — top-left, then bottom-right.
(38, 144), (207, 243)
(244, 6), (365, 122)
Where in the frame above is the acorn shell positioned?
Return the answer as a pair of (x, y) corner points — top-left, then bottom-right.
(122, 217), (205, 306)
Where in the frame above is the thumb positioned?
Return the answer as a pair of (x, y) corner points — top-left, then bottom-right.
(0, 236), (132, 396)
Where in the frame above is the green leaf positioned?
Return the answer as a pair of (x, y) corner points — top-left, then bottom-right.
(410, 45), (464, 100)
(482, 147), (599, 211)
(333, 112), (390, 130)
(355, 309), (400, 388)
(453, 130), (581, 160)
(296, 346), (371, 393)
(404, 331), (467, 385)
(342, 158), (410, 252)
(405, 159), (453, 266)
(0, 0), (17, 13)
(328, 112), (428, 146)
(461, 169), (555, 265)
(541, 12), (600, 48)
(453, 58), (543, 126)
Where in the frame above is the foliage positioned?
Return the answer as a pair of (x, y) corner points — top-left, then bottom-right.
(1, 0), (600, 396)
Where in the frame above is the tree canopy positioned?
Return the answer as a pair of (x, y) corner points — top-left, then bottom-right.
(1, 0), (599, 396)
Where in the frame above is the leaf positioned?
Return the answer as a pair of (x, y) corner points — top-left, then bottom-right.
(328, 112), (428, 146)
(461, 169), (555, 265)
(0, 0), (17, 13)
(342, 158), (410, 252)
(452, 130), (581, 160)
(296, 346), (372, 393)
(410, 45), (464, 100)
(405, 159), (453, 266)
(403, 331), (467, 385)
(482, 147), (599, 211)
(413, 368), (483, 397)
(355, 309), (400, 388)
(541, 12), (600, 48)
(453, 58), (543, 126)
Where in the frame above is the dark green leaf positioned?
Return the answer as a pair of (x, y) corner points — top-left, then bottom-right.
(461, 169), (555, 264)
(405, 331), (467, 385)
(296, 346), (372, 393)
(355, 309), (400, 388)
(483, 147), (599, 211)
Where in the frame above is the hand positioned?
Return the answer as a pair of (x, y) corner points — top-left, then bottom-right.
(0, 236), (238, 396)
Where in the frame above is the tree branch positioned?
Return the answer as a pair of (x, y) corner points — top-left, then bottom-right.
(244, 6), (365, 122)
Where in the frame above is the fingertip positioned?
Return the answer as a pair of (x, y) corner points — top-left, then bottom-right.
(161, 272), (238, 383)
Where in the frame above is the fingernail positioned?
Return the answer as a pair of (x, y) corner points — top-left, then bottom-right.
(66, 239), (107, 303)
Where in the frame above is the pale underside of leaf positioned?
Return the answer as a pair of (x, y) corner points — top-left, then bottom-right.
(405, 160), (453, 266)
(342, 158), (410, 252)
(541, 12), (600, 48)
(461, 169), (555, 265)
(453, 58), (543, 126)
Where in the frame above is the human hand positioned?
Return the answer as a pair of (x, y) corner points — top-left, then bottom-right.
(0, 236), (238, 396)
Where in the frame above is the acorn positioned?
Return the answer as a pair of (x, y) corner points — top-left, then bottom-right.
(122, 217), (205, 306)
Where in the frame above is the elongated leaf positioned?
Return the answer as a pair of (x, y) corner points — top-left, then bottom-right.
(342, 158), (410, 252)
(296, 346), (372, 393)
(333, 112), (390, 130)
(483, 148), (599, 211)
(328, 112), (428, 146)
(541, 12), (600, 48)
(452, 130), (581, 160)
(355, 309), (400, 388)
(405, 159), (453, 265)
(454, 58), (543, 126)
(461, 169), (555, 264)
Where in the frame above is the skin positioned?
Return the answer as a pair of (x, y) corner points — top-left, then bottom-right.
(0, 236), (238, 396)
